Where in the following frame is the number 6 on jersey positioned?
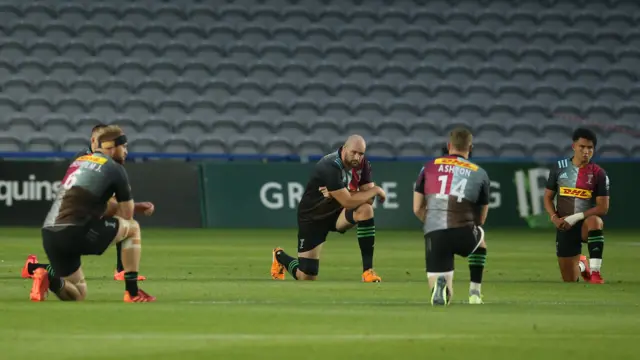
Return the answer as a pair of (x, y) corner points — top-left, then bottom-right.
(437, 174), (467, 203)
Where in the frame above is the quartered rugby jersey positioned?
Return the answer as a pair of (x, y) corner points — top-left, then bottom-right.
(545, 157), (609, 217)
(415, 155), (490, 234)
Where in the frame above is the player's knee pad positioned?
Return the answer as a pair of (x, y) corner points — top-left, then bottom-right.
(298, 257), (319, 276)
(345, 209), (357, 225)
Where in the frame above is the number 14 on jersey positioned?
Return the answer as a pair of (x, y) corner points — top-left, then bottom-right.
(437, 174), (467, 203)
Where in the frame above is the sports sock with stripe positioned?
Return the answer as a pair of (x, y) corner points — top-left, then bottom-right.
(45, 264), (65, 294)
(357, 218), (375, 271)
(27, 263), (48, 275)
(587, 229), (604, 271)
(468, 247), (487, 295)
(116, 242), (124, 272)
(275, 249), (299, 280)
(125, 272), (139, 296)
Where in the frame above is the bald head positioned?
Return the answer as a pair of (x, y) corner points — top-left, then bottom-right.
(345, 134), (366, 149)
(342, 134), (366, 168)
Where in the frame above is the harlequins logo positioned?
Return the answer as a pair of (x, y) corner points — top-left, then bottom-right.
(587, 174), (593, 184)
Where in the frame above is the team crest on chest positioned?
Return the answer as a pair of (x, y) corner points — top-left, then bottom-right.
(587, 174), (593, 185)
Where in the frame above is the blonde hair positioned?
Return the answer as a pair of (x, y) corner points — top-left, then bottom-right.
(449, 127), (473, 152)
(96, 125), (124, 149)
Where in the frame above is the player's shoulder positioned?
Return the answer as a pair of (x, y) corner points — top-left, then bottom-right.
(317, 150), (343, 170)
(588, 161), (607, 175)
(554, 157), (572, 171)
(73, 147), (92, 160)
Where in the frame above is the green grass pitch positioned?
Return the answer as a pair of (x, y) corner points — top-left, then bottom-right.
(1, 227), (639, 359)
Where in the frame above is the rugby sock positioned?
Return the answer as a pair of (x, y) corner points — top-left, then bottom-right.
(124, 272), (139, 296)
(275, 250), (299, 280)
(27, 263), (48, 275)
(45, 265), (64, 293)
(587, 230), (604, 271)
(116, 242), (124, 272)
(468, 247), (487, 294)
(357, 218), (375, 271)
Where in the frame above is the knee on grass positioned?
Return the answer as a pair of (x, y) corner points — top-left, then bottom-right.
(297, 258), (319, 281)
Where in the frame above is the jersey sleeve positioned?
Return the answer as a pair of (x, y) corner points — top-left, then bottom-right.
(113, 165), (133, 202)
(545, 165), (559, 192)
(359, 159), (373, 186)
(477, 172), (490, 206)
(595, 168), (610, 197)
(319, 162), (345, 192)
(414, 166), (426, 194)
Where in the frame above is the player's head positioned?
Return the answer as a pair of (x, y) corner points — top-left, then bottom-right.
(95, 125), (128, 164)
(447, 127), (473, 158)
(89, 123), (108, 151)
(572, 127), (597, 163)
(342, 134), (366, 168)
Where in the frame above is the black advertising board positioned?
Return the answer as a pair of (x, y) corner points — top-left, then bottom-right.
(0, 160), (201, 228)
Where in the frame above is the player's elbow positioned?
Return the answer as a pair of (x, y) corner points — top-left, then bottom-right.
(599, 205), (609, 216)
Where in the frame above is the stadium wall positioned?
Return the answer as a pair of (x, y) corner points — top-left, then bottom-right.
(0, 157), (631, 229)
(0, 160), (201, 228)
(199, 160), (630, 229)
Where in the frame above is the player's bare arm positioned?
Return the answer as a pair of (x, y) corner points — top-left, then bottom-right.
(104, 197), (118, 217)
(330, 186), (385, 209)
(569, 196), (609, 221)
(359, 182), (375, 204)
(475, 205), (489, 226)
(412, 191), (426, 223)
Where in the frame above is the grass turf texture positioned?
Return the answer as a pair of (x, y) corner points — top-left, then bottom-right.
(1, 227), (639, 359)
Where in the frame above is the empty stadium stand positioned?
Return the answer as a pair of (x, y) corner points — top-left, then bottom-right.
(0, 0), (638, 157)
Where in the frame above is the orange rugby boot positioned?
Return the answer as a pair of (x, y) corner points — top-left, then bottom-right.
(271, 248), (286, 280)
(114, 270), (146, 281)
(22, 254), (38, 279)
(30, 268), (49, 302)
(579, 255), (591, 282)
(362, 269), (382, 283)
(589, 271), (605, 284)
(124, 289), (157, 302)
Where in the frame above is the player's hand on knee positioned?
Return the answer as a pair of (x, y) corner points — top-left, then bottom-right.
(375, 186), (386, 203)
(138, 202), (155, 216)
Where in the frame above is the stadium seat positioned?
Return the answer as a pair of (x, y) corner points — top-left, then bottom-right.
(395, 138), (428, 158)
(0, 0), (638, 157)
(196, 135), (228, 154)
(263, 136), (295, 156)
(0, 134), (24, 152)
(60, 134), (90, 153)
(163, 135), (195, 154)
(40, 114), (74, 138)
(296, 137), (328, 157)
(26, 133), (58, 152)
(229, 135), (262, 155)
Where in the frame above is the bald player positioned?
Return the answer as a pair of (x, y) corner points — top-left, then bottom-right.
(413, 127), (490, 306)
(270, 135), (387, 281)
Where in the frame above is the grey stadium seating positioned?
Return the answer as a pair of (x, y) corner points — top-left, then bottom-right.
(0, 0), (639, 158)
